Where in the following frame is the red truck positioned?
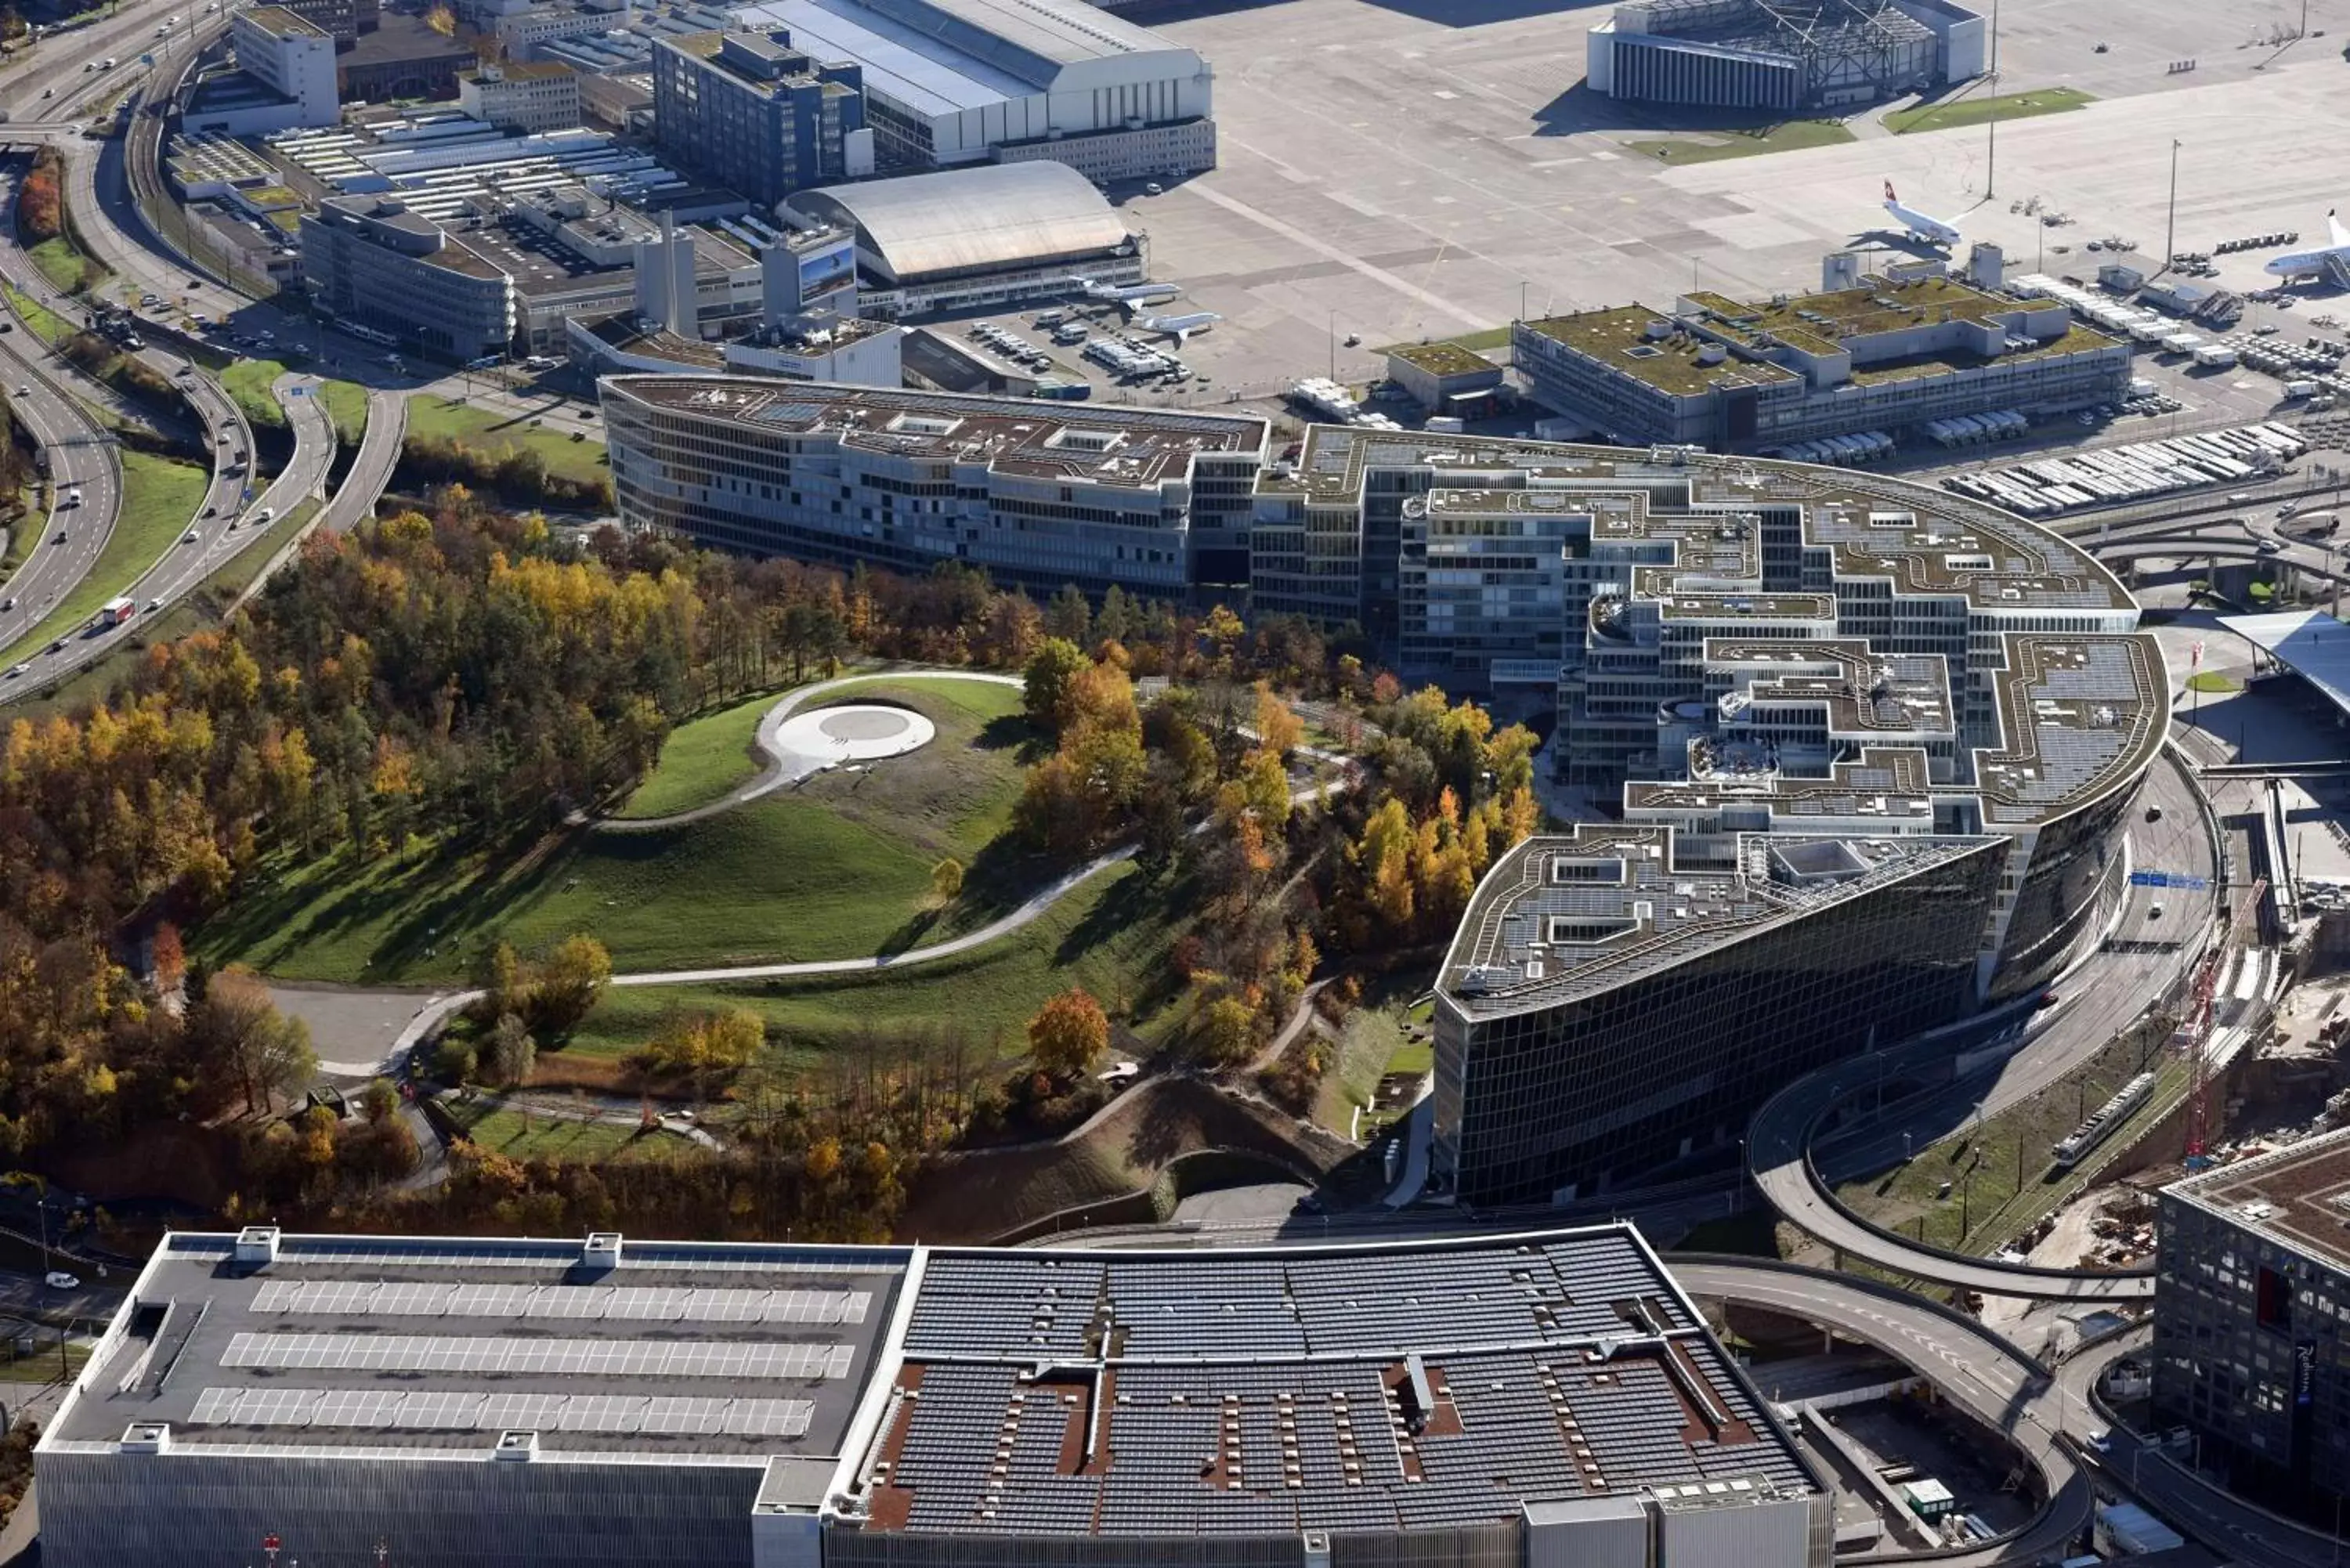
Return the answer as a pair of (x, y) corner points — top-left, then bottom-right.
(96, 596), (136, 629)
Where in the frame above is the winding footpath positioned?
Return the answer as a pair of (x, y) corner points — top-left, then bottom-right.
(595, 670), (1024, 833)
(312, 670), (1355, 1075)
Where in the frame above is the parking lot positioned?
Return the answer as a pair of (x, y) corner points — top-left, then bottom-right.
(1074, 0), (2350, 417)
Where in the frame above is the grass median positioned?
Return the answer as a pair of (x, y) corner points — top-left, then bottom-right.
(1886, 87), (2094, 135)
(1627, 118), (1855, 164)
(26, 235), (107, 298)
(5, 284), (74, 346)
(1831, 1012), (2178, 1257)
(0, 450), (208, 668)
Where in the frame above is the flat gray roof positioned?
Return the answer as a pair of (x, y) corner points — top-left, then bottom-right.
(1441, 826), (2005, 1017)
(55, 1234), (908, 1463)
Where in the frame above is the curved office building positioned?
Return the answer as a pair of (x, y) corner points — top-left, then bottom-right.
(1310, 432), (2171, 1207)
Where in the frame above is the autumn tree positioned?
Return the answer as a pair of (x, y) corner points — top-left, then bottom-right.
(931, 856), (964, 901)
(486, 1013), (537, 1088)
(1026, 987), (1108, 1081)
(530, 934), (611, 1037)
(150, 920), (186, 994)
(191, 970), (317, 1114)
(1022, 638), (1088, 733)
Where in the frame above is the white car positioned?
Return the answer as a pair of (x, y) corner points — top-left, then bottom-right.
(44, 1270), (79, 1291)
(182, 528), (201, 544)
(13, 385), (28, 398)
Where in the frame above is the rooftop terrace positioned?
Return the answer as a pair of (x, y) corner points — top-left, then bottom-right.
(2169, 1125), (2350, 1271)
(1441, 825), (2001, 1017)
(1976, 634), (2167, 824)
(605, 376), (1267, 490)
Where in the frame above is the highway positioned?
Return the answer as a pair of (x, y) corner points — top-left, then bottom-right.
(0, 6), (375, 698)
(0, 276), (120, 668)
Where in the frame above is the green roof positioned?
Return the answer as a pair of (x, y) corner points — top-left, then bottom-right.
(1389, 341), (1497, 378)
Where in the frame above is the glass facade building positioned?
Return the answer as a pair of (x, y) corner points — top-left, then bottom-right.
(2153, 1130), (2350, 1526)
(1434, 827), (2006, 1206)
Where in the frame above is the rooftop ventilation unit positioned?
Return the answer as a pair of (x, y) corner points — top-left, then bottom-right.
(119, 1423), (172, 1454)
(233, 1226), (280, 1267)
(582, 1231), (624, 1272)
(495, 1429), (540, 1461)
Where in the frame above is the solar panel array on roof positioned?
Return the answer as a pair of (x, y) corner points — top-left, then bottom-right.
(248, 1280), (870, 1325)
(186, 1386), (815, 1437)
(220, 1333), (855, 1380)
(905, 1238), (1689, 1361)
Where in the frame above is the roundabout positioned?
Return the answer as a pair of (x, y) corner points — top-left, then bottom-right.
(775, 702), (937, 766)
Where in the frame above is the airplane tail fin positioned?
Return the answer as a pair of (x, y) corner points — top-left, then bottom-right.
(1884, 180), (1897, 202)
(2330, 208), (2349, 250)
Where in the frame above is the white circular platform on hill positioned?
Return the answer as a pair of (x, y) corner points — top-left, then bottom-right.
(774, 703), (936, 765)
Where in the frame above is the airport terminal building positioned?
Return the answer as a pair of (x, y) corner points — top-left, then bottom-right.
(41, 1225), (1832, 1568)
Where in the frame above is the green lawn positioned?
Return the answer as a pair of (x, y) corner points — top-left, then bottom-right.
(2186, 671), (2243, 694)
(1626, 119), (1855, 164)
(406, 394), (609, 485)
(1885, 87), (2095, 135)
(444, 1099), (691, 1163)
(0, 451), (209, 667)
(5, 284), (73, 345)
(27, 235), (105, 298)
(612, 688), (791, 820)
(1377, 326), (1513, 358)
(221, 359), (293, 431)
(318, 380), (369, 447)
(18, 500), (323, 717)
(196, 679), (1045, 985)
(558, 858), (1195, 1071)
(224, 363), (367, 443)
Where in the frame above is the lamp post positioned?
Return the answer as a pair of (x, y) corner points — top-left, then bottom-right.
(2165, 139), (2182, 275)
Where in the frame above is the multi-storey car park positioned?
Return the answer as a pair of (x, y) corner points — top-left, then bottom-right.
(2153, 1125), (2350, 1526)
(40, 1226), (1834, 1568)
(1434, 826), (2008, 1206)
(602, 376), (1269, 593)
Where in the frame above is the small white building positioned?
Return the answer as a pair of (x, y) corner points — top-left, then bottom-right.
(457, 60), (582, 133)
(213, 4), (338, 132)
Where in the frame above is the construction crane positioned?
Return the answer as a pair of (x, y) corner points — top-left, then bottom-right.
(2179, 878), (2269, 1169)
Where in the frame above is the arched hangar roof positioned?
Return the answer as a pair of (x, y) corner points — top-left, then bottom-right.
(797, 162), (1131, 284)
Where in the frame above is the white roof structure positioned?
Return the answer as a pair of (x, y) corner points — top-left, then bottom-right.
(737, 0), (1199, 115)
(731, 0), (1213, 165)
(2218, 609), (2350, 719)
(792, 161), (1130, 281)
